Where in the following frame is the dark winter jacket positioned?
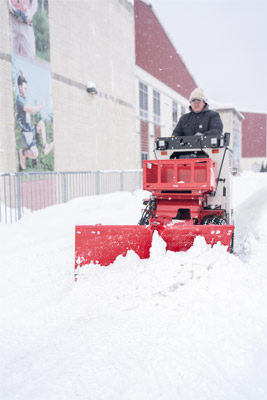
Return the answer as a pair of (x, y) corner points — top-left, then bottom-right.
(172, 104), (223, 137)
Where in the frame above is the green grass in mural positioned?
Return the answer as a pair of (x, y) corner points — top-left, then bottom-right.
(36, 49), (50, 62)
(33, 0), (50, 62)
(14, 112), (54, 172)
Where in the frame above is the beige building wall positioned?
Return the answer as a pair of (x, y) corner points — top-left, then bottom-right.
(50, 0), (138, 171)
(211, 108), (242, 148)
(0, 1), (16, 171)
(212, 107), (244, 173)
(215, 110), (234, 145)
(0, 0), (138, 172)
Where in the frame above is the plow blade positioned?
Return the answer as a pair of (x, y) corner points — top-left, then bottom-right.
(157, 224), (234, 252)
(75, 224), (234, 268)
(75, 225), (153, 268)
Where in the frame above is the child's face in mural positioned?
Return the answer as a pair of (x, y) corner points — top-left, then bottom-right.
(19, 82), (28, 98)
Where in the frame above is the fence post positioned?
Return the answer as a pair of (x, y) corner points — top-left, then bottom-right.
(120, 171), (124, 191)
(17, 174), (22, 220)
(96, 171), (100, 195)
(63, 173), (68, 203)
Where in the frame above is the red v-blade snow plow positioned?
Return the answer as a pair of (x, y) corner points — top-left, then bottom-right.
(75, 133), (234, 270)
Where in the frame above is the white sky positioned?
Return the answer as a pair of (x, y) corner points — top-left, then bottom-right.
(148, 0), (267, 113)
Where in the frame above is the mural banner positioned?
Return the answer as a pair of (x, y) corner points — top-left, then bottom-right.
(9, 0), (53, 171)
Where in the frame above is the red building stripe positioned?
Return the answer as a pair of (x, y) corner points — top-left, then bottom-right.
(241, 112), (267, 157)
(135, 0), (197, 99)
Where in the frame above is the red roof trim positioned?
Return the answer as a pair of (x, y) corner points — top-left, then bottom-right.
(134, 0), (197, 99)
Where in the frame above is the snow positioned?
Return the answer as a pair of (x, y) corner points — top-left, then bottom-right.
(1, 171), (267, 400)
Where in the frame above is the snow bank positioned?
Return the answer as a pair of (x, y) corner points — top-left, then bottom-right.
(1, 172), (267, 400)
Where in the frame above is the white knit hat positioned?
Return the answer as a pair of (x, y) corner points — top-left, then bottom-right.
(189, 87), (206, 102)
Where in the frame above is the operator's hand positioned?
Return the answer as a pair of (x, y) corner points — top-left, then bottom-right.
(194, 132), (203, 136)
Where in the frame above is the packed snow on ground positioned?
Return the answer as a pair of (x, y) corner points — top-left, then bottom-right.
(1, 171), (267, 400)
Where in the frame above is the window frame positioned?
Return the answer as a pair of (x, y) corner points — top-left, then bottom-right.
(139, 82), (148, 120)
(153, 89), (160, 124)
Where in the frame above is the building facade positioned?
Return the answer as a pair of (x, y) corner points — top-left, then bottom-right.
(0, 0), (138, 172)
(241, 112), (267, 171)
(134, 0), (196, 163)
(210, 105), (244, 173)
(1, 0), (265, 175)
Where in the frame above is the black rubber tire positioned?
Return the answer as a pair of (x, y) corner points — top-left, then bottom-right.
(229, 232), (234, 254)
(201, 216), (227, 225)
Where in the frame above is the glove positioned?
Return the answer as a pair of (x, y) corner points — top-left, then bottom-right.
(194, 132), (203, 136)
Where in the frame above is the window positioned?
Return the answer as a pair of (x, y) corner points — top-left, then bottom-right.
(139, 82), (148, 120)
(181, 105), (186, 116)
(153, 90), (160, 124)
(172, 101), (178, 128)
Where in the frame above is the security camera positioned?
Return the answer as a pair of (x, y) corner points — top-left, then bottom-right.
(87, 81), (98, 94)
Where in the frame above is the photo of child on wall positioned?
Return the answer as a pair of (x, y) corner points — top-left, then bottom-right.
(12, 55), (54, 171)
(9, 0), (50, 62)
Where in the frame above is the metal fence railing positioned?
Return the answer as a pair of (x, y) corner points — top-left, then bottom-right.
(0, 170), (143, 223)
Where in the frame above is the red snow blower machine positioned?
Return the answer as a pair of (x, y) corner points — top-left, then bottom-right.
(75, 133), (234, 271)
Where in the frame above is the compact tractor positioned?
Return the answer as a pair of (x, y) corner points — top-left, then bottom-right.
(75, 133), (234, 270)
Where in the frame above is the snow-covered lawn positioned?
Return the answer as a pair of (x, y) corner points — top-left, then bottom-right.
(1, 172), (267, 400)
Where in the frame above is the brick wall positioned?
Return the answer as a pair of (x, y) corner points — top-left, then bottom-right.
(241, 112), (267, 158)
(135, 0), (196, 99)
(140, 120), (149, 153)
(154, 124), (161, 141)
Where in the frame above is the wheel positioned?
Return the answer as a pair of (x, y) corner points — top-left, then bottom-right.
(201, 215), (234, 253)
(201, 215), (227, 225)
(229, 232), (234, 254)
